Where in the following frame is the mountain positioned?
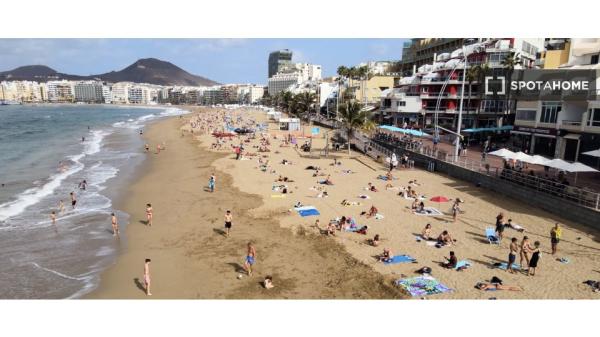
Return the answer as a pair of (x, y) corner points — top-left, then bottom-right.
(0, 58), (219, 86)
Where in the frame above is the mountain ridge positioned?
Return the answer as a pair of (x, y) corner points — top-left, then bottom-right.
(0, 58), (220, 86)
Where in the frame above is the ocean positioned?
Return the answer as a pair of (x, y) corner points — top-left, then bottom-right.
(0, 104), (187, 298)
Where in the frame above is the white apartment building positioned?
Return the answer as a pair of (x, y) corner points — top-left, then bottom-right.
(73, 81), (104, 103)
(102, 85), (112, 104)
(248, 85), (264, 104)
(359, 61), (393, 75)
(268, 72), (301, 95)
(127, 86), (148, 104)
(111, 82), (130, 104)
(47, 80), (74, 102)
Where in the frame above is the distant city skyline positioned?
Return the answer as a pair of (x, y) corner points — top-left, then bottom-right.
(0, 39), (408, 85)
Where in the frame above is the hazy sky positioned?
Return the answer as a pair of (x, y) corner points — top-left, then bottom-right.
(0, 39), (407, 84)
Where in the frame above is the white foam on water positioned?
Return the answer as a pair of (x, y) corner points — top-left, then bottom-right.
(0, 129), (110, 222)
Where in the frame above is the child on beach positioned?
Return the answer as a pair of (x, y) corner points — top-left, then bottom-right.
(144, 259), (152, 296)
(111, 213), (119, 236)
(146, 203), (153, 227)
(208, 174), (216, 193)
(50, 211), (56, 225)
(264, 276), (274, 289)
(244, 242), (256, 276)
(379, 248), (393, 262)
(224, 210), (233, 237)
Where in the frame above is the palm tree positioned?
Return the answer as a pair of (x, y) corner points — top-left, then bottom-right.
(337, 66), (349, 105)
(465, 66), (479, 115)
(279, 91), (293, 112)
(295, 91), (317, 119)
(501, 52), (522, 123)
(338, 100), (371, 155)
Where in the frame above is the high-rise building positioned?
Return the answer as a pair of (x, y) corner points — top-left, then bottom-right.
(74, 81), (104, 103)
(47, 80), (74, 102)
(268, 49), (293, 78)
(268, 72), (301, 96)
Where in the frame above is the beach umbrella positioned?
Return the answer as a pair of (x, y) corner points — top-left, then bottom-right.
(525, 155), (551, 166)
(582, 149), (600, 157)
(429, 196), (450, 208)
(545, 158), (574, 171)
(487, 148), (515, 158)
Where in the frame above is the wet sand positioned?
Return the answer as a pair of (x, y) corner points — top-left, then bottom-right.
(88, 112), (405, 299)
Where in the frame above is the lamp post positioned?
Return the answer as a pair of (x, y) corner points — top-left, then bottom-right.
(454, 44), (467, 161)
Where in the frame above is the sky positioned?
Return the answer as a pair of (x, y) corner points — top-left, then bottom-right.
(0, 39), (407, 84)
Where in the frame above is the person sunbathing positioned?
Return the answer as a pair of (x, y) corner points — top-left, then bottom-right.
(416, 201), (425, 213)
(505, 219), (525, 232)
(408, 180), (421, 186)
(369, 234), (380, 247)
(341, 199), (361, 206)
(411, 199), (419, 211)
(475, 282), (522, 291)
(326, 222), (336, 236)
(379, 248), (393, 262)
(437, 230), (455, 246)
(356, 225), (368, 235)
(421, 223), (433, 240)
(365, 183), (378, 192)
(385, 172), (394, 181)
(365, 205), (378, 218)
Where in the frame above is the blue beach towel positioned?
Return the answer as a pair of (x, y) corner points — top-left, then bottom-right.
(455, 260), (471, 270)
(383, 254), (416, 265)
(294, 206), (320, 217)
(495, 262), (521, 271)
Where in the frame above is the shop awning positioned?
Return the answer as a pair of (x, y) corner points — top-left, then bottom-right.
(462, 125), (514, 133)
(378, 125), (431, 137)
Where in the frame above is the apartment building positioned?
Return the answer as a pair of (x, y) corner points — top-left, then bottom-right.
(512, 38), (600, 164)
(47, 80), (74, 102)
(74, 81), (104, 103)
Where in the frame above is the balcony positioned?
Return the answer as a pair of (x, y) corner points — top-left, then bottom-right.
(560, 120), (583, 132)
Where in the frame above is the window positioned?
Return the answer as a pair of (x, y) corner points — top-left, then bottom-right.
(540, 102), (561, 124)
(591, 54), (599, 65)
(516, 109), (536, 121)
(396, 101), (406, 107)
(589, 108), (600, 127)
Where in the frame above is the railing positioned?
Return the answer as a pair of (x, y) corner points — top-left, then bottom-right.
(369, 135), (600, 211)
(562, 120), (582, 126)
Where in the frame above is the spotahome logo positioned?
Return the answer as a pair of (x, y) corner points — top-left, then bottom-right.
(484, 69), (597, 101)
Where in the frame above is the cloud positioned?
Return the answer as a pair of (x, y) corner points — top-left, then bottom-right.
(369, 43), (390, 56)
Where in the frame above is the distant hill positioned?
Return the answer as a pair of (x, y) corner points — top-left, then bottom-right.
(0, 58), (219, 86)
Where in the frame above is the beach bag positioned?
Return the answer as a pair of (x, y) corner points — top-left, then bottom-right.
(417, 266), (432, 275)
(490, 276), (503, 285)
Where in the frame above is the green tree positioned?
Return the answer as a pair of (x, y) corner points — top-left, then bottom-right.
(294, 91), (317, 119)
(501, 52), (522, 121)
(338, 100), (371, 155)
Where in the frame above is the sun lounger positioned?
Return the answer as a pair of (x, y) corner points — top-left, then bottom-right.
(395, 275), (452, 297)
(485, 227), (499, 244)
(383, 254), (416, 265)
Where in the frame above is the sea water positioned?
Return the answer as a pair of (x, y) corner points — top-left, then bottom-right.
(0, 104), (186, 298)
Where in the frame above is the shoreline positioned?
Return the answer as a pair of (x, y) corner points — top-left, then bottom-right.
(88, 110), (404, 299)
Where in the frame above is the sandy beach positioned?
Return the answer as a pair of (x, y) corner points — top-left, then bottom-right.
(89, 107), (600, 299)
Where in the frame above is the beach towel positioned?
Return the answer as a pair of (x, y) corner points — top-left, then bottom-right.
(345, 226), (362, 232)
(383, 254), (416, 265)
(455, 260), (472, 270)
(377, 175), (397, 181)
(294, 206), (320, 217)
(413, 207), (443, 216)
(395, 275), (452, 297)
(494, 262), (521, 271)
(485, 227), (500, 244)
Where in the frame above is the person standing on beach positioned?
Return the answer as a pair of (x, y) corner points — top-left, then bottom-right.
(243, 242), (256, 276)
(508, 238), (519, 274)
(550, 223), (562, 255)
(224, 210), (233, 237)
(520, 236), (533, 270)
(528, 241), (541, 276)
(50, 211), (56, 225)
(111, 213), (119, 236)
(146, 204), (153, 226)
(143, 259), (152, 296)
(70, 192), (77, 209)
(208, 174), (216, 193)
(495, 213), (505, 241)
(452, 199), (461, 223)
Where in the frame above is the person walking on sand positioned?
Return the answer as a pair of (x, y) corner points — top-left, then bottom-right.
(70, 192), (77, 209)
(451, 199), (461, 222)
(50, 211), (56, 225)
(550, 223), (562, 255)
(508, 237), (519, 274)
(111, 212), (119, 236)
(243, 242), (256, 276)
(224, 210), (233, 237)
(146, 203), (153, 227)
(208, 174), (216, 193)
(143, 259), (152, 296)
